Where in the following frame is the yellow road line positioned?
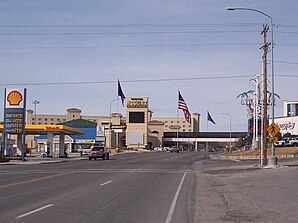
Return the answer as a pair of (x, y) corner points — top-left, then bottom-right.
(0, 172), (73, 190)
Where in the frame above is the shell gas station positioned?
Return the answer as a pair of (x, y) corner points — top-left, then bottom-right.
(0, 124), (83, 158)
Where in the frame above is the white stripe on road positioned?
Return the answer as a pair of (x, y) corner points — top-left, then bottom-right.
(165, 172), (187, 223)
(16, 204), (53, 219)
(232, 159), (242, 162)
(100, 180), (112, 186)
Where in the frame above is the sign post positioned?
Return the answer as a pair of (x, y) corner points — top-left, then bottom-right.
(267, 122), (280, 146)
(3, 89), (27, 160)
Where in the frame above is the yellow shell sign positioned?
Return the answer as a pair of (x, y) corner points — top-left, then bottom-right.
(5, 89), (25, 108)
(7, 90), (23, 106)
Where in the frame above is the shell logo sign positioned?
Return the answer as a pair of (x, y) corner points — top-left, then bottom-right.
(5, 89), (24, 108)
(7, 90), (23, 106)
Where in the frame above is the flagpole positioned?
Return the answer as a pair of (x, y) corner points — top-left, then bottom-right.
(206, 112), (209, 151)
(177, 91), (179, 149)
(116, 81), (119, 149)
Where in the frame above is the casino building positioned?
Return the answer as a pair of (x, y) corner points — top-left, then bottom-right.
(274, 100), (298, 136)
(26, 96), (200, 152)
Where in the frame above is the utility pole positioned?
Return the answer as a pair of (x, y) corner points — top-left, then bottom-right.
(260, 24), (270, 166)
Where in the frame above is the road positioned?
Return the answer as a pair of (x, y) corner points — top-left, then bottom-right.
(1, 151), (298, 223)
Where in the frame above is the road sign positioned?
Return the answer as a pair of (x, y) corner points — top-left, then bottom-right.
(268, 136), (278, 143)
(267, 122), (280, 137)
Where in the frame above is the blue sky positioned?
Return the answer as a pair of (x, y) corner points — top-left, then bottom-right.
(1, 0), (298, 132)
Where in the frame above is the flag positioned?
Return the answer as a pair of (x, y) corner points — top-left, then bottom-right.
(207, 111), (216, 124)
(178, 91), (191, 124)
(118, 79), (126, 106)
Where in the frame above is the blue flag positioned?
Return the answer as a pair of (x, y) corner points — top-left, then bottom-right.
(118, 79), (126, 106)
(207, 111), (216, 124)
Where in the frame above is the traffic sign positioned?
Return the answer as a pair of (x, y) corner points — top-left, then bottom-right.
(268, 136), (278, 143)
(267, 122), (280, 137)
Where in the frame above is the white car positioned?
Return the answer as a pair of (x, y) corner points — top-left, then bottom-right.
(163, 147), (170, 151)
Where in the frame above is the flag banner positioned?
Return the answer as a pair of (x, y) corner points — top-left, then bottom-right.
(178, 91), (191, 124)
(118, 79), (126, 106)
(207, 111), (216, 124)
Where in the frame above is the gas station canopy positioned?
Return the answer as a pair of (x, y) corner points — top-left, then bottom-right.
(0, 124), (84, 135)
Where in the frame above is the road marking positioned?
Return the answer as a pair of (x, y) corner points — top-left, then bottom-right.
(165, 172), (187, 223)
(100, 180), (112, 186)
(232, 159), (242, 162)
(16, 204), (53, 219)
(0, 172), (73, 190)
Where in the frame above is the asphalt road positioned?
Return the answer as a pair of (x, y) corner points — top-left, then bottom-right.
(1, 152), (298, 223)
(0, 151), (205, 223)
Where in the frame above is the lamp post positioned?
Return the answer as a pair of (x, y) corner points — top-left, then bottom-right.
(109, 98), (119, 149)
(227, 7), (277, 165)
(221, 113), (232, 152)
(31, 99), (40, 156)
(32, 99), (40, 124)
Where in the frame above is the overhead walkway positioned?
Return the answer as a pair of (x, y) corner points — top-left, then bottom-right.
(163, 132), (247, 150)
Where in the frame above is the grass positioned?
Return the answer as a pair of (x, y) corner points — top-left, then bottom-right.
(0, 155), (9, 163)
(224, 147), (298, 157)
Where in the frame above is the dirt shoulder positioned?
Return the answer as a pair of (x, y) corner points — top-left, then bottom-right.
(223, 147), (298, 157)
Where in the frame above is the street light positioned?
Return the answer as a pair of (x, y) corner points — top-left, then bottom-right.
(109, 98), (119, 149)
(31, 99), (40, 156)
(32, 99), (40, 124)
(227, 7), (277, 165)
(221, 113), (232, 153)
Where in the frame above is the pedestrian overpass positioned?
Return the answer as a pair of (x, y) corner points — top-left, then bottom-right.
(163, 132), (247, 150)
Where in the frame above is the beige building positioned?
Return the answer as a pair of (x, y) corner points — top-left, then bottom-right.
(26, 97), (200, 150)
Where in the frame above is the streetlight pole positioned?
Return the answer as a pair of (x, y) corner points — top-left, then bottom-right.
(227, 7), (277, 165)
(32, 99), (40, 124)
(221, 113), (232, 152)
(109, 98), (119, 149)
(32, 99), (40, 156)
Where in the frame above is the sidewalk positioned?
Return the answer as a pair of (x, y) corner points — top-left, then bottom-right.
(210, 153), (298, 168)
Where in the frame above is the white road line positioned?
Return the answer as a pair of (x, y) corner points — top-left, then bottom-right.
(232, 159), (242, 162)
(16, 204), (53, 219)
(100, 180), (112, 186)
(165, 172), (187, 223)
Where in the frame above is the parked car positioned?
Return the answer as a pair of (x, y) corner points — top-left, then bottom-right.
(274, 140), (286, 147)
(154, 146), (163, 151)
(169, 146), (179, 153)
(287, 137), (298, 147)
(89, 146), (109, 160)
(163, 147), (170, 151)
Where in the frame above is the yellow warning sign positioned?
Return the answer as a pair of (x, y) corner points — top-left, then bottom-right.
(267, 122), (280, 137)
(268, 136), (278, 143)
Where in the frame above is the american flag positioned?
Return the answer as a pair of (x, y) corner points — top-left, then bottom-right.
(178, 91), (191, 124)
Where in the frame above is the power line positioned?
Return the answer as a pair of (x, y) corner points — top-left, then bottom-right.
(0, 74), (297, 87)
(0, 30), (259, 36)
(275, 60), (298, 65)
(0, 43), (260, 50)
(0, 23), (263, 28)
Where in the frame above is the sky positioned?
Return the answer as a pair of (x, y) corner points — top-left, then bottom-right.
(0, 0), (298, 132)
